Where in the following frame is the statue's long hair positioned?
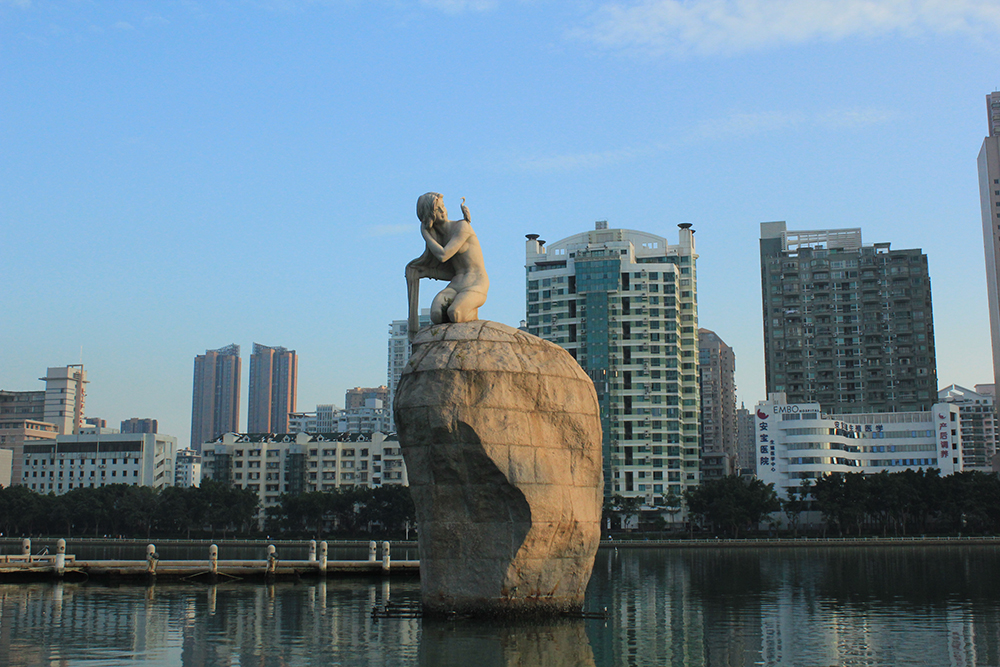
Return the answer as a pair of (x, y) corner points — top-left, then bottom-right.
(416, 192), (443, 224)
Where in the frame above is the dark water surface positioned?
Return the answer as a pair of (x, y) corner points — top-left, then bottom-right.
(2, 546), (999, 666)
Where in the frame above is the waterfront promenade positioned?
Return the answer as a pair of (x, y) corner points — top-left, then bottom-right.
(2, 534), (999, 582)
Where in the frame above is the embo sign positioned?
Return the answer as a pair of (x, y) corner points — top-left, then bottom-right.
(773, 405), (800, 414)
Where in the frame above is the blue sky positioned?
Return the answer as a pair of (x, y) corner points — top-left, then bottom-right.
(2, 0), (998, 449)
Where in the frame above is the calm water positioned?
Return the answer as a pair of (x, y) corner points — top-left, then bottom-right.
(2, 546), (1000, 666)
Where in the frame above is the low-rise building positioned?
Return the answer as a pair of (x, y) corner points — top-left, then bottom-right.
(21, 432), (177, 494)
(0, 419), (59, 484)
(755, 393), (962, 499)
(201, 431), (407, 524)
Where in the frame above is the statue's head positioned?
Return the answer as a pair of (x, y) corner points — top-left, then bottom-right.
(417, 192), (444, 224)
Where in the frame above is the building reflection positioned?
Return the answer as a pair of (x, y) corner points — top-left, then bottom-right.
(2, 548), (1000, 666)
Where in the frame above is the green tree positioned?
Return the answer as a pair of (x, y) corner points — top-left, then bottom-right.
(684, 476), (779, 537)
(780, 481), (810, 536)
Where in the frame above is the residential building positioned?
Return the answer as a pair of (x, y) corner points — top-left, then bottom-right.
(755, 393), (962, 500)
(201, 431), (407, 526)
(345, 386), (388, 410)
(525, 221), (700, 503)
(121, 418), (158, 434)
(338, 400), (390, 435)
(20, 432), (177, 494)
(699, 329), (737, 479)
(316, 404), (341, 432)
(174, 449), (202, 487)
(248, 343), (298, 434)
(938, 384), (998, 472)
(288, 412), (319, 434)
(760, 222), (937, 414)
(978, 91), (1000, 391)
(387, 310), (431, 430)
(190, 344), (241, 453)
(735, 404), (756, 472)
(0, 420), (58, 485)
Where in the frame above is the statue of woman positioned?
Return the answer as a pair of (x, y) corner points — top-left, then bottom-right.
(405, 193), (489, 341)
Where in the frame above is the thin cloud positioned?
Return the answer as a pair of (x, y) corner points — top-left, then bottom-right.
(688, 110), (806, 142)
(113, 20), (135, 30)
(509, 145), (649, 172)
(1, 0), (31, 7)
(505, 106), (894, 172)
(575, 0), (1000, 56)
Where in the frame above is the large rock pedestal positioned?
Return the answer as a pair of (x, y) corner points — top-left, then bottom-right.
(394, 321), (603, 616)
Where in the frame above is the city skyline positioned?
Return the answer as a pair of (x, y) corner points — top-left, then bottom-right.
(1, 1), (997, 450)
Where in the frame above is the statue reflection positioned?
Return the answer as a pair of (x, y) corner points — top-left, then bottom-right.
(418, 618), (596, 667)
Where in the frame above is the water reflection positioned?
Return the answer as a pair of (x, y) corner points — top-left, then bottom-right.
(2, 547), (1000, 665)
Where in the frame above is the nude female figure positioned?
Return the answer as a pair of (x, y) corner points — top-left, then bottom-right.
(405, 192), (489, 341)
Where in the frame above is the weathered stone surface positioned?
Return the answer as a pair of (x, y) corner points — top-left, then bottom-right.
(394, 320), (603, 615)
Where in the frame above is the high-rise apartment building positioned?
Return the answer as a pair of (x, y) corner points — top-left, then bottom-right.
(735, 403), (756, 472)
(698, 329), (737, 478)
(760, 222), (937, 414)
(387, 310), (431, 431)
(526, 221), (700, 502)
(938, 384), (998, 472)
(248, 343), (298, 433)
(979, 91), (1000, 390)
(190, 344), (241, 453)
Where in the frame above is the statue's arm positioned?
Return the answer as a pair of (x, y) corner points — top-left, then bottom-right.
(426, 222), (473, 263)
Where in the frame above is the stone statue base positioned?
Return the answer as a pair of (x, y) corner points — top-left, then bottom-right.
(394, 321), (603, 615)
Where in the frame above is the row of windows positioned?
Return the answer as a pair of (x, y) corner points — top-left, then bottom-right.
(24, 469), (139, 479)
(27, 458), (140, 467)
(28, 481), (142, 491)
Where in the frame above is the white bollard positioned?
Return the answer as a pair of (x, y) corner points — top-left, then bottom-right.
(382, 541), (390, 572)
(368, 540), (377, 562)
(55, 539), (66, 574)
(308, 540), (317, 563)
(266, 544), (278, 575)
(209, 544), (218, 575)
(22, 538), (30, 559)
(319, 541), (328, 573)
(146, 543), (158, 574)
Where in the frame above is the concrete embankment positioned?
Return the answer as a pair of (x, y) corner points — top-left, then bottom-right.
(600, 536), (1000, 548)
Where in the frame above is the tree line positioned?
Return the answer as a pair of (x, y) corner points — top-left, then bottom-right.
(806, 469), (1000, 536)
(0, 481), (415, 540)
